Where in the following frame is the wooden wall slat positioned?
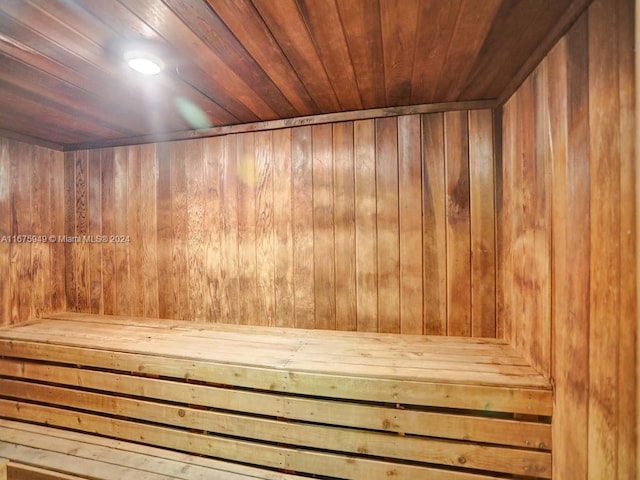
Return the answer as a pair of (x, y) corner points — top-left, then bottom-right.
(375, 117), (400, 333)
(398, 115), (423, 334)
(170, 142), (189, 320)
(616, 0), (637, 476)
(549, 17), (590, 479)
(468, 110), (496, 338)
(220, 137), (240, 324)
(125, 146), (140, 316)
(11, 142), (32, 323)
(588, 1), (621, 476)
(63, 149), (76, 312)
(272, 129), (294, 328)
(237, 133), (258, 325)
(49, 146), (65, 313)
(57, 112), (496, 335)
(100, 149), (116, 315)
(312, 124), (336, 330)
(185, 140), (205, 322)
(30, 145), (49, 319)
(444, 111), (471, 336)
(0, 140), (9, 325)
(202, 137), (223, 322)
(354, 119), (378, 332)
(87, 149), (102, 314)
(140, 144), (159, 318)
(255, 130), (275, 327)
(332, 122), (357, 332)
(421, 113), (447, 335)
(155, 144), (172, 319)
(291, 126), (315, 329)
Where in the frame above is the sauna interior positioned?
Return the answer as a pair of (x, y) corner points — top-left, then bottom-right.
(0, 0), (637, 479)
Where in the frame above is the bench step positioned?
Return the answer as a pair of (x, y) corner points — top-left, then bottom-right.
(0, 419), (303, 480)
(0, 313), (553, 479)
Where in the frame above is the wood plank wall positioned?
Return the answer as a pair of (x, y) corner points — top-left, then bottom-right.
(499, 0), (637, 477)
(64, 111), (497, 335)
(0, 138), (66, 326)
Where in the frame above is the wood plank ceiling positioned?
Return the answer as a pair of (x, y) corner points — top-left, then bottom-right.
(0, 0), (588, 150)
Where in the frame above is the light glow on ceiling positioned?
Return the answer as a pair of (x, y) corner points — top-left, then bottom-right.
(125, 51), (163, 75)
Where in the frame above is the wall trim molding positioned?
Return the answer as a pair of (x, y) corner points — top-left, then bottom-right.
(63, 100), (496, 151)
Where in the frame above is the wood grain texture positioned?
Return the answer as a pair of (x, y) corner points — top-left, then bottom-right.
(0, 138), (64, 326)
(468, 109), (496, 337)
(444, 111), (471, 336)
(499, 0), (637, 476)
(353, 120), (378, 332)
(421, 114), (447, 335)
(0, 0), (587, 149)
(375, 117), (400, 333)
(588, 1), (621, 476)
(332, 122), (357, 332)
(57, 112), (495, 335)
(398, 115), (423, 334)
(312, 124), (336, 330)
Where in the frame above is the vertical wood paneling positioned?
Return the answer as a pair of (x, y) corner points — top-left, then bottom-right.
(588, 1), (621, 475)
(0, 138), (64, 326)
(74, 151), (89, 313)
(292, 126), (315, 329)
(550, 18), (590, 479)
(49, 146), (65, 313)
(185, 140), (205, 321)
(100, 148), (116, 315)
(398, 115), (423, 334)
(272, 129), (294, 327)
(113, 147), (130, 316)
(312, 124), (336, 330)
(616, 0), (637, 476)
(140, 144), (159, 318)
(221, 136), (239, 324)
(30, 145), (50, 319)
(375, 117), (400, 333)
(87, 149), (102, 314)
(332, 122), (356, 332)
(237, 133), (258, 325)
(203, 137), (223, 321)
(63, 149), (76, 311)
(444, 111), (471, 336)
(500, 0), (637, 476)
(354, 119), (378, 332)
(255, 130), (275, 327)
(60, 111), (496, 336)
(0, 140), (9, 325)
(156, 144), (173, 319)
(13, 143), (32, 323)
(422, 113), (447, 335)
(468, 109), (496, 337)
(170, 142), (188, 320)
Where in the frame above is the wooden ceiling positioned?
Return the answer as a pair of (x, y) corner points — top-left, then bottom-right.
(0, 0), (588, 150)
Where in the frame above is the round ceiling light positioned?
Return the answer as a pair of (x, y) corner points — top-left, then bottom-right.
(124, 51), (163, 75)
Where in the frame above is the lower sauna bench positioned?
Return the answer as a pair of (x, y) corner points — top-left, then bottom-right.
(0, 313), (553, 480)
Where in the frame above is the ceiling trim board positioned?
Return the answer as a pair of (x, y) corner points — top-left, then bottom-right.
(0, 129), (64, 151)
(63, 99), (497, 151)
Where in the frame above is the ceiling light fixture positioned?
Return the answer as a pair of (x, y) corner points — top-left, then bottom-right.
(124, 51), (163, 75)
